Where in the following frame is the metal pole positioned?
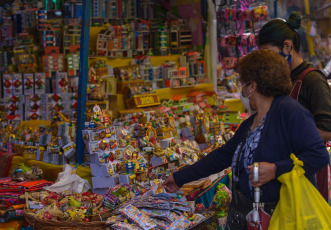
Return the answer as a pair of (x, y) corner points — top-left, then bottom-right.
(76, 0), (91, 164)
(274, 0), (278, 18)
(304, 0), (315, 57)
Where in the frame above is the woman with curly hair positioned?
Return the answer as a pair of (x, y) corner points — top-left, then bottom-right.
(163, 50), (329, 229)
(258, 11), (331, 202)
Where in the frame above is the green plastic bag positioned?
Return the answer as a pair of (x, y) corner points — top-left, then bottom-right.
(269, 154), (331, 230)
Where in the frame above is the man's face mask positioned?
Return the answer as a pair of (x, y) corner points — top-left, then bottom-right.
(279, 51), (292, 66)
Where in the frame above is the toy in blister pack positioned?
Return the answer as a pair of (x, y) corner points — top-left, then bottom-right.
(252, 5), (268, 21)
(150, 179), (165, 195)
(24, 73), (34, 95)
(166, 215), (191, 230)
(226, 8), (234, 20)
(222, 57), (237, 69)
(151, 218), (169, 229)
(88, 141), (103, 154)
(56, 72), (69, 93)
(99, 140), (110, 151)
(219, 5), (268, 22)
(141, 208), (171, 220)
(220, 8), (233, 21)
(83, 128), (115, 144)
(148, 163), (168, 181)
(34, 73), (46, 95)
(3, 74), (13, 96)
(115, 149), (124, 160)
(4, 95), (21, 104)
(235, 8), (244, 21)
(117, 127), (131, 148)
(70, 93), (78, 110)
(100, 151), (111, 164)
(111, 222), (142, 230)
(25, 111), (43, 120)
(240, 33), (256, 48)
(224, 72), (240, 93)
(248, 34), (257, 51)
(120, 204), (157, 230)
(242, 7), (253, 21)
(226, 35), (237, 47)
(47, 94), (64, 114)
(123, 145), (137, 161)
(48, 94), (63, 104)
(12, 73), (23, 95)
(6, 103), (18, 116)
(188, 213), (205, 226)
(25, 95), (46, 119)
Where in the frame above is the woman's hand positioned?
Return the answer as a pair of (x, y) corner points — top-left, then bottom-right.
(163, 174), (180, 193)
(248, 162), (276, 187)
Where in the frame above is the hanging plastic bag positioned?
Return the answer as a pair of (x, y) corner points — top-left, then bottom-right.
(269, 154), (331, 230)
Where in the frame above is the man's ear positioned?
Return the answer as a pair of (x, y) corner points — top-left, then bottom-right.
(283, 40), (293, 52)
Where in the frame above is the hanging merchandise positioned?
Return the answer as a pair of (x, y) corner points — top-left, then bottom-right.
(215, 1), (269, 97)
(310, 21), (317, 37)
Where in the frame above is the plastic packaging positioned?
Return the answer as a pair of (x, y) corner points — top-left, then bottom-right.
(43, 164), (91, 193)
(269, 154), (331, 230)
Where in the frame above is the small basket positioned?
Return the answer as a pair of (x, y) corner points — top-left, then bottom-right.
(24, 193), (107, 230)
(24, 211), (107, 230)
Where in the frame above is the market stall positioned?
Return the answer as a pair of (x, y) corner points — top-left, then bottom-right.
(1, 0), (330, 229)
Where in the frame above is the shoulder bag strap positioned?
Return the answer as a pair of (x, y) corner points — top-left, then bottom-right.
(289, 67), (316, 101)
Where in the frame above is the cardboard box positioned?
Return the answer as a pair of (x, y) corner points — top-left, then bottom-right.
(56, 72), (69, 94)
(12, 73), (23, 95)
(34, 73), (46, 94)
(2, 74), (13, 96)
(92, 176), (117, 188)
(23, 73), (34, 95)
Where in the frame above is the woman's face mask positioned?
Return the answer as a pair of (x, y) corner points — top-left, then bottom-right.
(240, 82), (257, 115)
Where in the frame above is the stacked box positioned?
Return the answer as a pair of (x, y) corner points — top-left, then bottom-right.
(4, 101), (23, 118)
(2, 72), (76, 121)
(41, 124), (73, 165)
(3, 95), (24, 118)
(4, 95), (23, 104)
(61, 93), (76, 119)
(56, 72), (69, 94)
(34, 73), (46, 95)
(25, 95), (46, 120)
(82, 126), (121, 194)
(23, 73), (34, 95)
(180, 127), (195, 141)
(46, 93), (65, 120)
(2, 74), (13, 97)
(12, 73), (23, 95)
(42, 47), (65, 76)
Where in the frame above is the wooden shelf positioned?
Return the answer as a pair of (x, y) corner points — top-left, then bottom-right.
(171, 85), (195, 89)
(86, 101), (107, 105)
(89, 56), (133, 59)
(89, 55), (175, 59)
(144, 79), (164, 82)
(88, 54), (181, 68)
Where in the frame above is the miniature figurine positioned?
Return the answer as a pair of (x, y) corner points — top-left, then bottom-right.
(89, 85), (106, 101)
